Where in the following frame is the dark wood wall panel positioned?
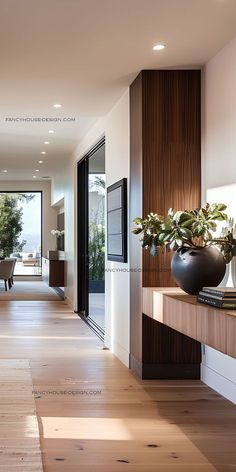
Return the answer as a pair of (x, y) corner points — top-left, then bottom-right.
(142, 314), (201, 364)
(142, 70), (201, 287)
(129, 70), (201, 378)
(142, 314), (201, 379)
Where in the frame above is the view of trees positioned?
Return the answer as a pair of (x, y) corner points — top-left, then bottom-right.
(0, 193), (34, 257)
(89, 176), (105, 282)
(89, 222), (105, 281)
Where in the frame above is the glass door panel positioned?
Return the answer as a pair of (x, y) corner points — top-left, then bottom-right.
(88, 147), (105, 332)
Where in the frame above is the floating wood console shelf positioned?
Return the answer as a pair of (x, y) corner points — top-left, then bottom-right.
(143, 288), (236, 359)
(42, 257), (64, 288)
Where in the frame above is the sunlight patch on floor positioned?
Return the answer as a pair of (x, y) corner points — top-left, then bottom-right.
(41, 417), (133, 440)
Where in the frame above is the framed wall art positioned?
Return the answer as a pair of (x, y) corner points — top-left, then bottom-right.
(107, 178), (127, 262)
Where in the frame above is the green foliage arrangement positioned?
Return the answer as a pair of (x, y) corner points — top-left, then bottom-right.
(132, 203), (236, 263)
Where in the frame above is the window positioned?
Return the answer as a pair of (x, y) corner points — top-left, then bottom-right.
(0, 191), (42, 275)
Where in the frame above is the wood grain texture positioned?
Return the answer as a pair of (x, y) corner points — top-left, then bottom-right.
(0, 281), (60, 301)
(142, 314), (201, 379)
(130, 71), (201, 377)
(0, 359), (43, 471)
(142, 70), (201, 287)
(143, 287), (183, 322)
(0, 301), (236, 471)
(226, 314), (236, 358)
(143, 288), (236, 358)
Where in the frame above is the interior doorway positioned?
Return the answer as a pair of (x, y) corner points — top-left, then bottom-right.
(77, 138), (105, 339)
(0, 191), (42, 276)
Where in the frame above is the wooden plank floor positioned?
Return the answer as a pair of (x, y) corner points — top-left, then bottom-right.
(0, 359), (43, 471)
(0, 300), (235, 471)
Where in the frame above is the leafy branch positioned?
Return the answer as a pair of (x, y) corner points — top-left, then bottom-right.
(132, 203), (236, 263)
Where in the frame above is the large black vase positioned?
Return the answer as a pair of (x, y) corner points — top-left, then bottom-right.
(171, 246), (226, 295)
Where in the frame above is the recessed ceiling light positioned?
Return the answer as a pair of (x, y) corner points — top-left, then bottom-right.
(38, 160), (44, 164)
(44, 141), (50, 145)
(41, 151), (46, 155)
(3, 169), (7, 173)
(153, 43), (165, 51)
(48, 130), (54, 134)
(35, 169), (39, 172)
(33, 175), (36, 179)
(53, 103), (62, 108)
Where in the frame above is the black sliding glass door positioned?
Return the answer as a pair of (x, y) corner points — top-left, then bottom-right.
(77, 138), (105, 338)
(77, 158), (89, 316)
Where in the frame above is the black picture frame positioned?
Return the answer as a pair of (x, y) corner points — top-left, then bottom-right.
(107, 178), (127, 262)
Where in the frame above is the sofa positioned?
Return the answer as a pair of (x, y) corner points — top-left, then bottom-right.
(10, 252), (41, 266)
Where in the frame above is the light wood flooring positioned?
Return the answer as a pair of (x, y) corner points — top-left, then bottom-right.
(0, 359), (43, 471)
(0, 300), (235, 471)
(0, 281), (61, 301)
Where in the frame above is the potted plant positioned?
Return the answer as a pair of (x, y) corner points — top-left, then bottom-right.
(132, 203), (236, 295)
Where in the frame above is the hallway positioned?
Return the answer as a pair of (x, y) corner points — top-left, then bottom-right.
(0, 281), (61, 301)
(0, 300), (235, 471)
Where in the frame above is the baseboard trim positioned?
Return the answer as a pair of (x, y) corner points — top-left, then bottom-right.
(52, 287), (64, 299)
(64, 295), (73, 307)
(201, 364), (236, 404)
(130, 354), (143, 377)
(112, 341), (129, 368)
(130, 355), (200, 380)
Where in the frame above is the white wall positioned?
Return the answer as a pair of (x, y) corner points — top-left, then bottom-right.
(0, 180), (57, 259)
(202, 37), (236, 404)
(51, 162), (75, 305)
(52, 90), (130, 366)
(104, 92), (130, 366)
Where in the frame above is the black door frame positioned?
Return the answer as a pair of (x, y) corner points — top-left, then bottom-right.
(76, 136), (105, 340)
(77, 158), (89, 316)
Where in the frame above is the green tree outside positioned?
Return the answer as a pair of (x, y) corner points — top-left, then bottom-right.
(0, 193), (34, 257)
(89, 222), (105, 281)
(88, 176), (105, 281)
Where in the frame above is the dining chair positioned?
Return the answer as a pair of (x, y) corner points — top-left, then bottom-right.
(4, 258), (17, 287)
(0, 261), (15, 291)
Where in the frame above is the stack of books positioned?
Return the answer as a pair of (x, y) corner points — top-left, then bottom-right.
(197, 287), (236, 309)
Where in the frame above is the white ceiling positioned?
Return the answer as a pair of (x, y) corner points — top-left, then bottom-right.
(0, 0), (236, 181)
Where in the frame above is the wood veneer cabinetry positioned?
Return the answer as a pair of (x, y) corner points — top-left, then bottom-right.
(143, 288), (236, 359)
(130, 70), (201, 379)
(42, 257), (64, 287)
